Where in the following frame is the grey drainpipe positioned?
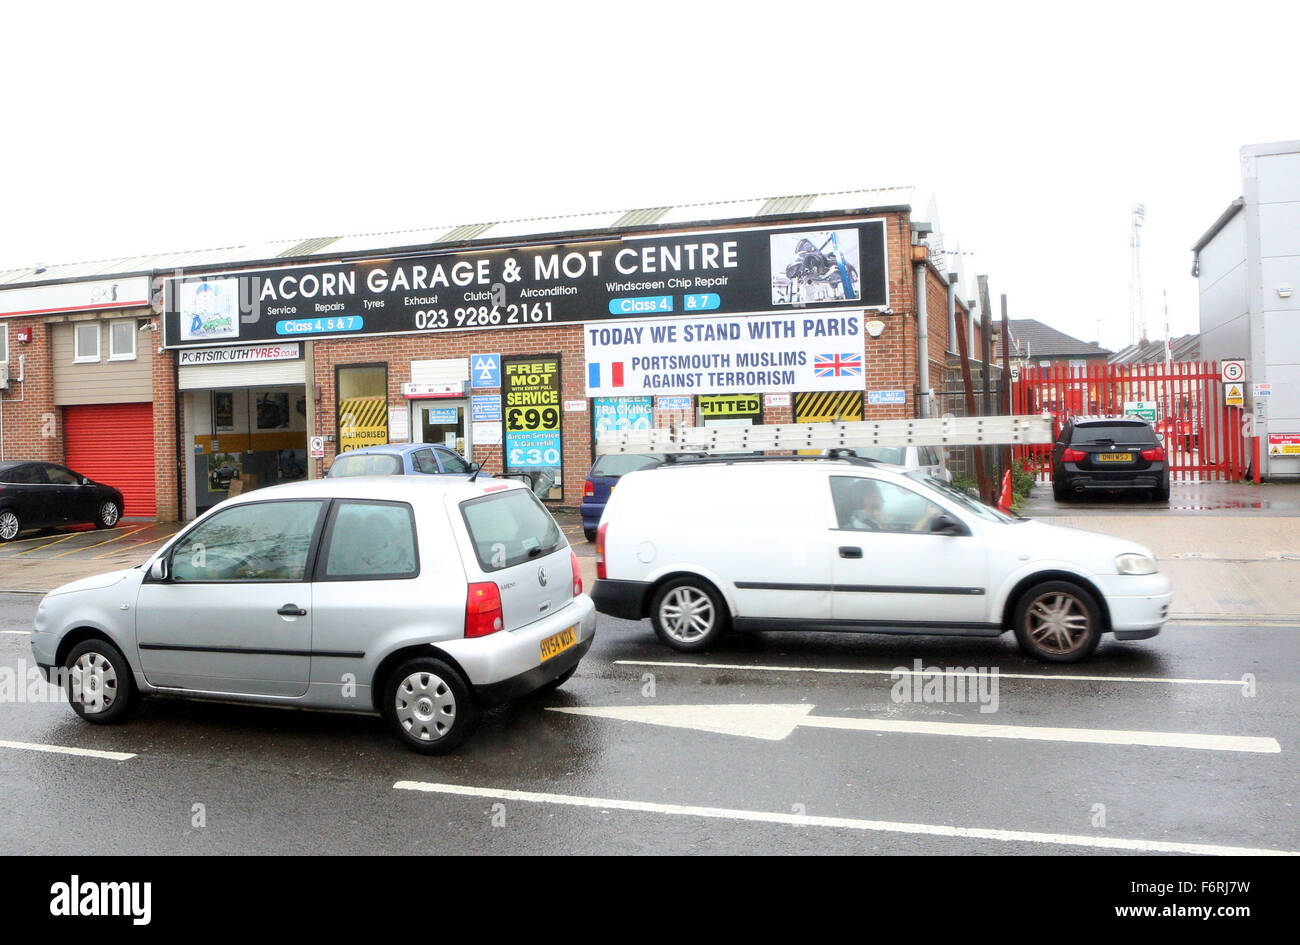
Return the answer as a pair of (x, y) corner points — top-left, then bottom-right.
(914, 261), (931, 418)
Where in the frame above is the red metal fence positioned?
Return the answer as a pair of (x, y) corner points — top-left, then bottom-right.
(1011, 361), (1250, 482)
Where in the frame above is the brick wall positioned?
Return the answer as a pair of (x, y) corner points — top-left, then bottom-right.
(0, 317), (59, 463)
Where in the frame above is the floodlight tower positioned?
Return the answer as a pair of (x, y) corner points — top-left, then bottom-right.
(1129, 203), (1147, 346)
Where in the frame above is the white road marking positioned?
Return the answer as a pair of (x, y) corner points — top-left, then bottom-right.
(0, 739), (135, 761)
(0, 630), (32, 635)
(393, 781), (1299, 856)
(548, 703), (1281, 753)
(615, 659), (1246, 687)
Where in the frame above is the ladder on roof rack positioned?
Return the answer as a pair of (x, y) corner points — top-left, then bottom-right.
(595, 414), (1054, 455)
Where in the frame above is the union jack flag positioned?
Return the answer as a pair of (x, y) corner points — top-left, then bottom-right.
(814, 353), (863, 378)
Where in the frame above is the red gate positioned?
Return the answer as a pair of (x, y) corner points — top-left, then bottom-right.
(1012, 361), (1249, 482)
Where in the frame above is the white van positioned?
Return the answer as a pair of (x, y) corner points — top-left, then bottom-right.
(591, 457), (1171, 663)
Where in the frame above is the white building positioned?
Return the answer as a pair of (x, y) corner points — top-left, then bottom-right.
(1192, 140), (1300, 480)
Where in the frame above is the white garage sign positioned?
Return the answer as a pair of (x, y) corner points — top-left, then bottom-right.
(584, 311), (865, 397)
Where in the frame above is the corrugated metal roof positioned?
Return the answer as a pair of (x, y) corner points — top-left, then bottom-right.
(0, 186), (915, 288)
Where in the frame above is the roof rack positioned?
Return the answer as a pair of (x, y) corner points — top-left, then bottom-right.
(661, 453), (877, 467)
(596, 415), (1053, 456)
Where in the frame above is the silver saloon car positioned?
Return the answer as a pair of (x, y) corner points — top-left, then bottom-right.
(31, 476), (596, 753)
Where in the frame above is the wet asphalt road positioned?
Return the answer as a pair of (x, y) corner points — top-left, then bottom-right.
(0, 592), (1295, 856)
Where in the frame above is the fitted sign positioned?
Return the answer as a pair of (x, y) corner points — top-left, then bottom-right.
(161, 221), (888, 348)
(584, 311), (866, 397)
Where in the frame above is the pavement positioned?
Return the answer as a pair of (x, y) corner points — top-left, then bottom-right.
(2, 483), (1297, 626)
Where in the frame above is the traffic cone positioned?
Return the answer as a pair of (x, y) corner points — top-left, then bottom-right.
(997, 469), (1014, 513)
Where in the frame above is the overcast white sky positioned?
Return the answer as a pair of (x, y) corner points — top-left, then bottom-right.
(2, 0), (1295, 351)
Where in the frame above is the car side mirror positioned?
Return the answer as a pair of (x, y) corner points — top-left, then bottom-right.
(80, 476), (90, 486)
(930, 514), (965, 536)
(149, 557), (169, 581)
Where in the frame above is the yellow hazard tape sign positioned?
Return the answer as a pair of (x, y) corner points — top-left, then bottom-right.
(338, 395), (388, 451)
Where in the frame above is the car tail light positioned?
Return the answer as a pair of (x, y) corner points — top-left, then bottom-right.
(1062, 448), (1087, 462)
(570, 551), (582, 597)
(1141, 446), (1165, 461)
(464, 582), (503, 638)
(595, 523), (608, 580)
(583, 479), (595, 498)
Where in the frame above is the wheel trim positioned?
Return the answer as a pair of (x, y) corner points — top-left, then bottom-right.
(394, 671), (456, 742)
(1026, 592), (1091, 654)
(660, 587), (715, 643)
(70, 651), (118, 713)
(100, 502), (120, 526)
(0, 512), (18, 540)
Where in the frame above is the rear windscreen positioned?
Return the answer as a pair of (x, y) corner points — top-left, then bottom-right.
(589, 454), (664, 478)
(1070, 424), (1157, 445)
(461, 489), (563, 572)
(852, 447), (906, 465)
(327, 453), (403, 477)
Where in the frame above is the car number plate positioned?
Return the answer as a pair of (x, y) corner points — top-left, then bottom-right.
(540, 626), (577, 661)
(1097, 452), (1133, 462)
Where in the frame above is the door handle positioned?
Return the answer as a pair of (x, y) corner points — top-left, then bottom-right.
(277, 604), (308, 617)
(838, 546), (863, 559)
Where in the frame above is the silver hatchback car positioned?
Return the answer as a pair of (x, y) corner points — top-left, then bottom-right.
(31, 476), (596, 753)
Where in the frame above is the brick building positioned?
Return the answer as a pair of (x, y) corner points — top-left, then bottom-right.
(0, 188), (979, 521)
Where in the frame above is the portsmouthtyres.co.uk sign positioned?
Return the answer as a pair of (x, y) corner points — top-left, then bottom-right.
(161, 220), (887, 348)
(584, 311), (866, 397)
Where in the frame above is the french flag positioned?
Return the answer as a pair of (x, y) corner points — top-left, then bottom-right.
(588, 361), (625, 389)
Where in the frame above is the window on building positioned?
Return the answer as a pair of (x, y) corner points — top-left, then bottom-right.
(74, 323), (100, 363)
(336, 363), (388, 453)
(0, 325), (8, 364)
(108, 320), (136, 361)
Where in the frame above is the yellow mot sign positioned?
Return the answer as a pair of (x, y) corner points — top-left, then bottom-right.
(339, 395), (388, 451)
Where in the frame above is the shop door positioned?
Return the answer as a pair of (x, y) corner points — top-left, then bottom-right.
(415, 401), (470, 459)
(64, 403), (156, 517)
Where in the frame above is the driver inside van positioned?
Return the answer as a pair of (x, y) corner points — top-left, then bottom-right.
(844, 480), (884, 531)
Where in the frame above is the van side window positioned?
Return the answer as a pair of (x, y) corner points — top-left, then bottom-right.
(320, 501), (419, 580)
(830, 477), (948, 534)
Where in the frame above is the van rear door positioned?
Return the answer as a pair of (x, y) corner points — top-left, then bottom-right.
(456, 487), (574, 632)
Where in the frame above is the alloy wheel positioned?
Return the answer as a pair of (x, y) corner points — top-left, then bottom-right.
(0, 512), (18, 541)
(658, 586), (716, 644)
(1025, 591), (1092, 655)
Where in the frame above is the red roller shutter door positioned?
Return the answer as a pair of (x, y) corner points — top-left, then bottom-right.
(64, 403), (156, 518)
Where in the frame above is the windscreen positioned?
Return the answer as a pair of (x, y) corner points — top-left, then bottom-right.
(851, 447), (906, 465)
(327, 453), (404, 477)
(461, 488), (563, 572)
(1070, 423), (1157, 446)
(589, 454), (664, 478)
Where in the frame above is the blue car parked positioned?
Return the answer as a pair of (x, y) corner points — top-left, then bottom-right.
(327, 443), (486, 478)
(579, 453), (664, 541)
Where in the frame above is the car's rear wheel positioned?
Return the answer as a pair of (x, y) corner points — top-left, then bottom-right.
(1151, 484), (1170, 502)
(95, 500), (122, 529)
(1013, 581), (1102, 663)
(1052, 480), (1069, 502)
(64, 638), (140, 724)
(582, 527), (597, 543)
(650, 578), (729, 652)
(383, 657), (478, 754)
(0, 509), (20, 542)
